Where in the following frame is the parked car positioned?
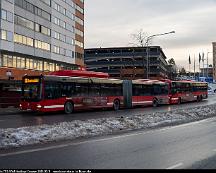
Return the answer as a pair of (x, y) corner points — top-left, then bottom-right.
(208, 84), (216, 93)
(208, 86), (215, 95)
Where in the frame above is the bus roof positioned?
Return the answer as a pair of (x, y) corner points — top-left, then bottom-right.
(44, 75), (123, 84)
(49, 70), (109, 78)
(133, 79), (166, 85)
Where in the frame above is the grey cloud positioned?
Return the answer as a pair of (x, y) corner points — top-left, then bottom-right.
(85, 0), (216, 62)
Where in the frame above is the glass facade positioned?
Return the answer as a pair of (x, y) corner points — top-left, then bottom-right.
(0, 54), (78, 72)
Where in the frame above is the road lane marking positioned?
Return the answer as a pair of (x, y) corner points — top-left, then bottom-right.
(166, 163), (183, 169)
(0, 120), (4, 122)
(0, 117), (215, 157)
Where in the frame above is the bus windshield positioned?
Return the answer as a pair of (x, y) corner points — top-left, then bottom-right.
(22, 77), (41, 101)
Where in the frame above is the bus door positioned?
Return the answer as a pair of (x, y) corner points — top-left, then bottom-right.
(43, 82), (63, 109)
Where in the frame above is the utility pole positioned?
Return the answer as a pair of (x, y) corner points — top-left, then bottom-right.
(145, 31), (175, 79)
(207, 52), (213, 80)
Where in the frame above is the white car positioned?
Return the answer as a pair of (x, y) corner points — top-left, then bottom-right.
(208, 86), (215, 95)
(208, 84), (216, 93)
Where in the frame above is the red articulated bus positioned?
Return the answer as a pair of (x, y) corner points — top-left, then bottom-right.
(20, 70), (124, 113)
(161, 79), (208, 104)
(20, 70), (171, 113)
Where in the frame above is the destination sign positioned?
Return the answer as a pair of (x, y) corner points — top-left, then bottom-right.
(24, 78), (40, 83)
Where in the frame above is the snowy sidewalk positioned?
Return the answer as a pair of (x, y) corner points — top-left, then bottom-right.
(1, 104), (216, 149)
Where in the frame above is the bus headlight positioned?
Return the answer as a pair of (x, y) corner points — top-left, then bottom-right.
(36, 104), (42, 109)
(19, 104), (22, 108)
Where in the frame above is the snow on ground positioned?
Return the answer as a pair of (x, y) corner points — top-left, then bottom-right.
(1, 104), (216, 149)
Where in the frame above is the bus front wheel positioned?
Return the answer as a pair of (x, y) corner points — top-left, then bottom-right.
(113, 99), (120, 111)
(178, 98), (181, 105)
(197, 96), (200, 102)
(153, 99), (159, 107)
(64, 102), (74, 114)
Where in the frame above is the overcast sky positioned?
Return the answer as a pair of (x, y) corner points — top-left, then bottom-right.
(84, 0), (216, 71)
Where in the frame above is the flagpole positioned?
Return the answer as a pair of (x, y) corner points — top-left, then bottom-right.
(194, 54), (196, 79)
(199, 61), (200, 81)
(189, 55), (191, 78)
(198, 53), (201, 81)
(202, 52), (205, 78)
(189, 64), (190, 77)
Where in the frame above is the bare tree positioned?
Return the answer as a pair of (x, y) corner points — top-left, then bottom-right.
(129, 29), (152, 47)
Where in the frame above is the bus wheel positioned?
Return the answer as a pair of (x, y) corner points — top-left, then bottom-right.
(197, 96), (200, 102)
(64, 102), (74, 114)
(153, 99), (158, 107)
(200, 95), (203, 101)
(177, 98), (181, 105)
(113, 99), (120, 111)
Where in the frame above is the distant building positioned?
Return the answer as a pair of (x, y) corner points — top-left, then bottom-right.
(85, 46), (169, 80)
(0, 0), (84, 81)
(200, 66), (213, 78)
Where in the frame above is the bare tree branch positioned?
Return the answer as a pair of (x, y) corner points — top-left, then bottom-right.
(130, 29), (152, 47)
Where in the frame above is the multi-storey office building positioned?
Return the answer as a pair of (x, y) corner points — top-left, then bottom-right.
(85, 47), (169, 80)
(0, 0), (84, 80)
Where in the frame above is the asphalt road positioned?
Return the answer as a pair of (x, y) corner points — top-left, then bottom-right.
(1, 116), (216, 169)
(0, 95), (216, 129)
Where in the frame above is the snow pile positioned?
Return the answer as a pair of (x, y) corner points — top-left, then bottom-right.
(1, 104), (216, 149)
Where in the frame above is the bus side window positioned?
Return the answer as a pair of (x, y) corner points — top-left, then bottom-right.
(75, 83), (88, 97)
(101, 84), (108, 97)
(45, 83), (61, 99)
(106, 83), (122, 96)
(89, 84), (101, 97)
(62, 83), (75, 97)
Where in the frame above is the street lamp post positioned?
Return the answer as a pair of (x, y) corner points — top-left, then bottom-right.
(145, 31), (175, 79)
(207, 52), (212, 79)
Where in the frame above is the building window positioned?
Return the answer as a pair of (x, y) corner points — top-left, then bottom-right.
(54, 17), (60, 25)
(54, 31), (60, 40)
(75, 4), (84, 14)
(75, 28), (84, 37)
(1, 30), (7, 40)
(7, 11), (13, 22)
(40, 0), (51, 6)
(62, 21), (66, 28)
(1, 30), (13, 42)
(54, 2), (60, 11)
(75, 40), (84, 48)
(14, 33), (34, 47)
(60, 48), (66, 56)
(27, 37), (34, 47)
(35, 40), (50, 51)
(15, 15), (34, 30)
(1, 10), (7, 20)
(41, 26), (51, 36)
(15, 0), (51, 21)
(62, 8), (66, 15)
(60, 35), (66, 42)
(53, 46), (60, 54)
